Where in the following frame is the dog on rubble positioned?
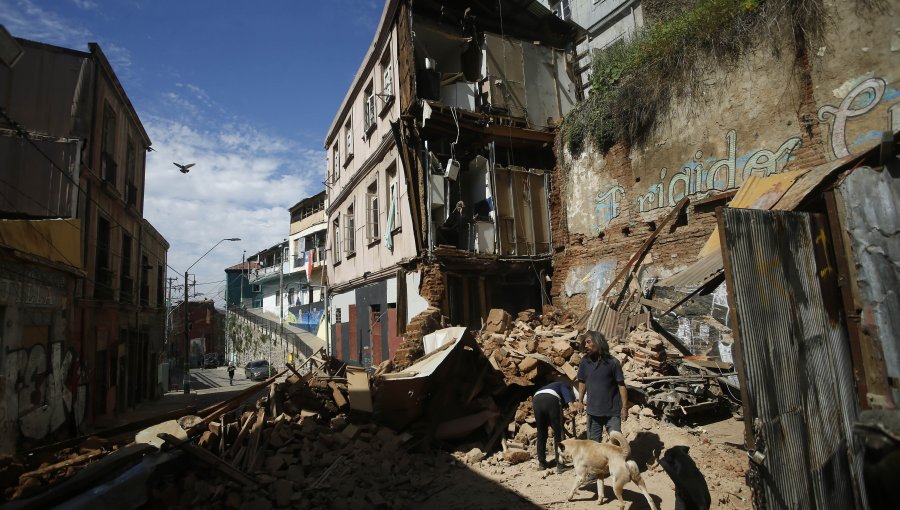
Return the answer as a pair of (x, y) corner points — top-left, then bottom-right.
(559, 431), (658, 510)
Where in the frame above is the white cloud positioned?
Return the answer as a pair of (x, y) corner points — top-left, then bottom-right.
(0, 0), (91, 47)
(71, 0), (97, 10)
(143, 86), (325, 305)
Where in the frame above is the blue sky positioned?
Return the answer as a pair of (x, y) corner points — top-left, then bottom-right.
(1, 0), (382, 303)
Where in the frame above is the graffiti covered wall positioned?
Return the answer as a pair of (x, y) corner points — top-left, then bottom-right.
(553, 1), (898, 310)
(0, 263), (84, 454)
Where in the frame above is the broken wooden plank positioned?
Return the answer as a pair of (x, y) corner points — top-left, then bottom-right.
(227, 408), (262, 460)
(158, 433), (259, 488)
(242, 409), (267, 472)
(345, 366), (374, 413)
(19, 449), (105, 479)
(327, 382), (349, 409)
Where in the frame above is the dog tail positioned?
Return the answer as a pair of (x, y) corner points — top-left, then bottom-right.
(609, 430), (630, 457)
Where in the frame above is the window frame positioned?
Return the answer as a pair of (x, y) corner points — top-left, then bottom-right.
(344, 118), (353, 166)
(332, 217), (342, 264)
(363, 83), (376, 135)
(366, 181), (380, 245)
(344, 202), (356, 257)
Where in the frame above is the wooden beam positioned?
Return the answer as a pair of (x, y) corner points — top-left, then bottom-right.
(158, 433), (259, 488)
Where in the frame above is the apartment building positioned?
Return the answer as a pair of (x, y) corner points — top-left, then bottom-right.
(0, 37), (168, 452)
(542, 0), (644, 95)
(287, 191), (327, 335)
(324, 0), (581, 368)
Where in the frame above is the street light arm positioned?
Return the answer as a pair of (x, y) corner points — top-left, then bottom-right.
(186, 238), (241, 272)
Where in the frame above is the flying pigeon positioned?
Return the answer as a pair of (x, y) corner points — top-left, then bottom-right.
(174, 162), (195, 174)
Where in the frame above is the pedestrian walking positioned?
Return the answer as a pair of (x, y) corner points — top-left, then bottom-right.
(574, 330), (628, 442)
(533, 378), (578, 472)
(227, 363), (236, 386)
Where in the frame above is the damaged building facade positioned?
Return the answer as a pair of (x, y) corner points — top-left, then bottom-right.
(550, 1), (898, 507)
(324, 0), (581, 368)
(0, 38), (169, 453)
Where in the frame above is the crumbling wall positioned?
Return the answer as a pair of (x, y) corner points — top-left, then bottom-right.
(551, 1), (898, 312)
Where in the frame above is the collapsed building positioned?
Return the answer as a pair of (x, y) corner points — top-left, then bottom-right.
(323, 0), (582, 368)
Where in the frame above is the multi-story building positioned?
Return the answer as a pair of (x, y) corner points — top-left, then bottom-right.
(542, 0), (644, 95)
(287, 191), (327, 336)
(324, 0), (581, 368)
(0, 37), (168, 452)
(168, 300), (225, 369)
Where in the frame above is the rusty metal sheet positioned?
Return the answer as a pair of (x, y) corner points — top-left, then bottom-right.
(835, 165), (900, 407)
(719, 207), (864, 509)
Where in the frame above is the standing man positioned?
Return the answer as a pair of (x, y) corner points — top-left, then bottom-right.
(574, 330), (628, 442)
(533, 378), (578, 472)
(227, 363), (236, 386)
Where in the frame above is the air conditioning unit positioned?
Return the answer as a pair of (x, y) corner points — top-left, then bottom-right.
(444, 159), (460, 181)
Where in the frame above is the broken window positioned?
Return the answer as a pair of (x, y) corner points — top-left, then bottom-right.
(344, 119), (353, 162)
(363, 83), (376, 133)
(344, 202), (356, 255)
(332, 217), (341, 263)
(366, 181), (380, 243)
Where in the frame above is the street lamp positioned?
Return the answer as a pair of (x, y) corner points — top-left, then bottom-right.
(183, 237), (240, 394)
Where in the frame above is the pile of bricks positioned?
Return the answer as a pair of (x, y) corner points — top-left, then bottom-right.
(612, 323), (671, 378)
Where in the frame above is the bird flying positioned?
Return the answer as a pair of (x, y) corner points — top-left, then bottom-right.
(174, 162), (195, 174)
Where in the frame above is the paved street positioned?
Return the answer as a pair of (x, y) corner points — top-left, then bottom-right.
(91, 366), (271, 432)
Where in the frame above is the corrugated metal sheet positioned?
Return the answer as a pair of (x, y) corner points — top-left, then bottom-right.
(720, 208), (864, 509)
(836, 166), (900, 406)
(656, 251), (723, 290)
(579, 300), (646, 340)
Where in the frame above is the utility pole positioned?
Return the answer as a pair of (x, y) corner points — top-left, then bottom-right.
(183, 270), (190, 394)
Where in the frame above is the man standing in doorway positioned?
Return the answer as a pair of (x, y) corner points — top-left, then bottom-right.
(574, 330), (628, 441)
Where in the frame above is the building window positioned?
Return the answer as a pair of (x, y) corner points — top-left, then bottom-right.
(120, 233), (133, 304)
(553, 0), (571, 20)
(288, 287), (295, 305)
(386, 164), (400, 232)
(331, 144), (339, 183)
(101, 104), (117, 184)
(157, 264), (164, 307)
(344, 119), (353, 163)
(363, 83), (376, 134)
(381, 52), (394, 102)
(125, 138), (137, 206)
(332, 217), (341, 263)
(366, 181), (380, 243)
(344, 202), (356, 256)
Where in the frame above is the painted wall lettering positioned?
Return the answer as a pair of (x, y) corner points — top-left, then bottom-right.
(589, 75), (897, 230)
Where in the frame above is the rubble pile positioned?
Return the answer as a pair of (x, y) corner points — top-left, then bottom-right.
(612, 323), (672, 378)
(147, 378), (440, 510)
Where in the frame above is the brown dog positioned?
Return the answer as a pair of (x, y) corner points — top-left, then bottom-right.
(559, 431), (658, 509)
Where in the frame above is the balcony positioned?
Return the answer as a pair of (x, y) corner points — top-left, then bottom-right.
(94, 268), (114, 300)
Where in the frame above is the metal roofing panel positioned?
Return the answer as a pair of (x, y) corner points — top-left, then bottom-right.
(836, 165), (900, 405)
(656, 251), (723, 290)
(720, 207), (863, 509)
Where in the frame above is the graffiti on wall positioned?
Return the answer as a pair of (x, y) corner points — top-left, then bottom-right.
(590, 76), (899, 232)
(2, 342), (86, 443)
(564, 260), (617, 309)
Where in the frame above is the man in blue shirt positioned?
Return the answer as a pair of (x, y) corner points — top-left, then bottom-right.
(533, 378), (578, 471)
(574, 330), (628, 442)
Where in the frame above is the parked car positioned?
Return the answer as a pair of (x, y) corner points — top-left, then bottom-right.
(203, 353), (219, 369)
(244, 360), (274, 380)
